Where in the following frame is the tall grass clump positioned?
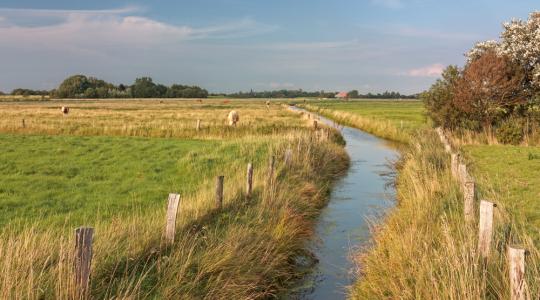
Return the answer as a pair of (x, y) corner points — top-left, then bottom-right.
(0, 129), (349, 299)
(352, 129), (540, 299)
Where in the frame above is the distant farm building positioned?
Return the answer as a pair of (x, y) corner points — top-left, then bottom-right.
(335, 91), (349, 99)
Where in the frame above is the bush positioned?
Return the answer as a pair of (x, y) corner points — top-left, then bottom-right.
(496, 118), (524, 144)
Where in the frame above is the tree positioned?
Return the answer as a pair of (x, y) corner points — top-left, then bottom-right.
(55, 75), (91, 98)
(421, 65), (463, 128)
(130, 77), (157, 98)
(454, 50), (527, 127)
(348, 90), (359, 98)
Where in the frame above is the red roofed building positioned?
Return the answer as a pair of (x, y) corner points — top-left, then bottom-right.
(335, 91), (348, 99)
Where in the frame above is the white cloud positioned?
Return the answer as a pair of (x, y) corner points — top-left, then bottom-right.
(406, 63), (445, 77)
(0, 7), (276, 50)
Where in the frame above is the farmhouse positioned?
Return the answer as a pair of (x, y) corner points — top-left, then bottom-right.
(335, 91), (348, 99)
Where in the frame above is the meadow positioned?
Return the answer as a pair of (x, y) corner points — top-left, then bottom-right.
(298, 100), (426, 143)
(0, 99), (349, 299)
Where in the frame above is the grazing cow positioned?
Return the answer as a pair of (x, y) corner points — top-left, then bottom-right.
(61, 106), (69, 115)
(228, 110), (239, 126)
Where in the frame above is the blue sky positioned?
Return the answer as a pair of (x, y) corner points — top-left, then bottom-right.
(0, 0), (538, 94)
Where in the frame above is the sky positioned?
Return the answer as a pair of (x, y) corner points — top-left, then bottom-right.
(0, 0), (538, 94)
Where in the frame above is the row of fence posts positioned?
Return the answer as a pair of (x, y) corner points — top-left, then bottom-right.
(71, 151), (287, 298)
(67, 112), (325, 298)
(435, 127), (527, 300)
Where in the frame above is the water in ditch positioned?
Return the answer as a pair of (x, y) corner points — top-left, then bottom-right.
(289, 108), (400, 299)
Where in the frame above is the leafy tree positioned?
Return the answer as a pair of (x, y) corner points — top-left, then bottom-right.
(454, 50), (527, 127)
(348, 90), (359, 98)
(130, 77), (158, 98)
(421, 65), (462, 128)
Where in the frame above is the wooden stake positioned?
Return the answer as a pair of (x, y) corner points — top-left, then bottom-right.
(246, 163), (253, 198)
(313, 120), (318, 130)
(196, 119), (201, 131)
(478, 200), (495, 259)
(451, 153), (458, 178)
(216, 176), (224, 209)
(22, 119), (25, 128)
(508, 246), (526, 300)
(464, 180), (475, 223)
(458, 163), (467, 184)
(74, 227), (94, 299)
(165, 193), (180, 244)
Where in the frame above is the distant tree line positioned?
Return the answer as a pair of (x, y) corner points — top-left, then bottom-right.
(219, 89), (417, 99)
(9, 88), (50, 96)
(347, 90), (418, 99)
(51, 75), (208, 99)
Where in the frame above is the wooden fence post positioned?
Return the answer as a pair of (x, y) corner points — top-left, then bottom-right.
(246, 163), (253, 198)
(74, 227), (94, 299)
(22, 119), (25, 128)
(508, 246), (526, 300)
(458, 163), (467, 184)
(165, 193), (180, 244)
(216, 176), (224, 209)
(451, 153), (458, 178)
(196, 119), (201, 131)
(464, 180), (475, 223)
(313, 120), (318, 130)
(478, 200), (495, 259)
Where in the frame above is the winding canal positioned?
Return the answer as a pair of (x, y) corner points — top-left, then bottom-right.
(291, 108), (399, 299)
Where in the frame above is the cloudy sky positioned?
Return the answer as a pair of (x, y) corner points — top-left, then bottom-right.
(0, 0), (538, 94)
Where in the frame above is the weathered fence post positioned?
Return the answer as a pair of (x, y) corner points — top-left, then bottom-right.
(246, 163), (253, 198)
(196, 119), (201, 131)
(22, 119), (25, 128)
(464, 180), (475, 223)
(313, 120), (318, 130)
(216, 176), (224, 209)
(165, 193), (180, 244)
(458, 163), (468, 184)
(74, 227), (94, 299)
(478, 200), (495, 259)
(508, 246), (526, 300)
(451, 153), (459, 178)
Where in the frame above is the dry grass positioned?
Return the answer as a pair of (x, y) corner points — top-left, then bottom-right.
(0, 100), (350, 299)
(0, 99), (304, 139)
(352, 130), (540, 299)
(300, 104), (413, 144)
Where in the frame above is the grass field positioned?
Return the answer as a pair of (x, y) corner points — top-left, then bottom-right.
(0, 99), (350, 299)
(299, 100), (426, 143)
(465, 145), (540, 241)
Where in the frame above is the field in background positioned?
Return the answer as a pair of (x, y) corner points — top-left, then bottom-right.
(0, 99), (350, 299)
(305, 100), (426, 130)
(465, 145), (540, 241)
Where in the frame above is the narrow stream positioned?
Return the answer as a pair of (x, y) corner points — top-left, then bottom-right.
(290, 107), (399, 299)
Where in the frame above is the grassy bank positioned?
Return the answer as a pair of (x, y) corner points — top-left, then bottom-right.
(299, 100), (426, 144)
(0, 100), (349, 299)
(352, 130), (540, 298)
